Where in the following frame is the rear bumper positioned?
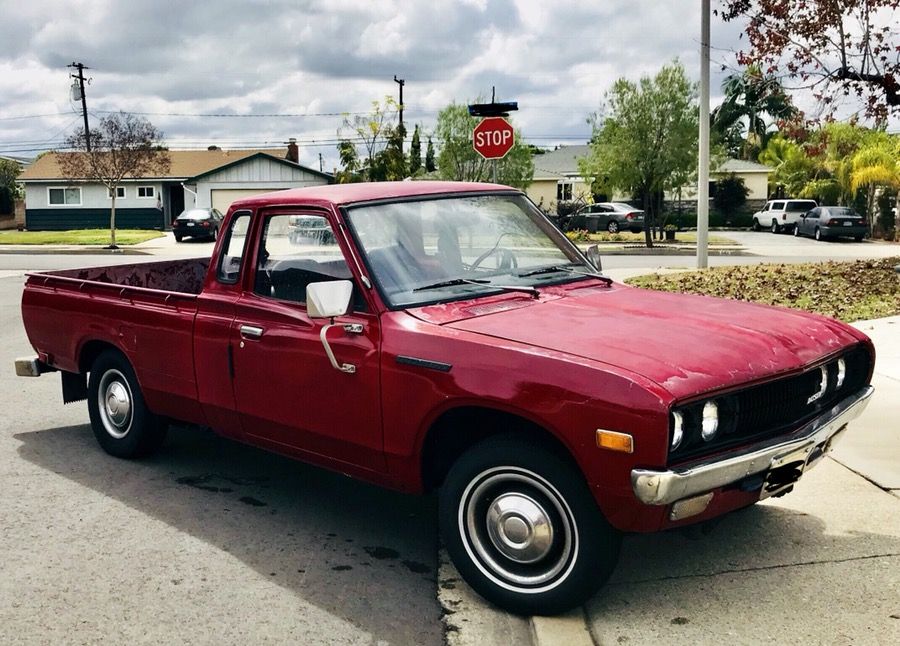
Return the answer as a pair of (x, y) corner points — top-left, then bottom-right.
(14, 355), (55, 377)
(631, 385), (874, 505)
(820, 225), (868, 237)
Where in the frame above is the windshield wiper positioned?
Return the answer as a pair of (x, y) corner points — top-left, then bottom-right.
(514, 263), (581, 278)
(413, 277), (539, 299)
(516, 264), (613, 285)
(412, 277), (490, 292)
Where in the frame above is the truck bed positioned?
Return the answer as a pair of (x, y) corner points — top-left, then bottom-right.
(21, 257), (211, 426)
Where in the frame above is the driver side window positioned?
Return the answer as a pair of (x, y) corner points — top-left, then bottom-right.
(253, 213), (365, 311)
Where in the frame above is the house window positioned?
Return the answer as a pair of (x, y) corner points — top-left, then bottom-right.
(107, 186), (126, 199)
(48, 187), (82, 206)
(137, 186), (155, 198)
(557, 181), (573, 201)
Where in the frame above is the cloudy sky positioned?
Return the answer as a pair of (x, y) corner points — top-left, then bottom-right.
(0, 0), (882, 171)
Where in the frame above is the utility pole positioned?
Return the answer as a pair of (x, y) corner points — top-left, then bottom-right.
(318, 153), (324, 173)
(696, 0), (710, 268)
(393, 75), (405, 153)
(68, 62), (91, 152)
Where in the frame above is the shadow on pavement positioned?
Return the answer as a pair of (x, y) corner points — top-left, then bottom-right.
(14, 423), (442, 645)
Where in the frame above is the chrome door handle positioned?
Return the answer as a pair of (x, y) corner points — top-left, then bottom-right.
(239, 324), (264, 339)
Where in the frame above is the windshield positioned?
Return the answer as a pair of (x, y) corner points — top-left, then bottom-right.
(345, 194), (590, 308)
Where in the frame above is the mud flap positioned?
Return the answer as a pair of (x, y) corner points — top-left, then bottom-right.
(62, 371), (88, 404)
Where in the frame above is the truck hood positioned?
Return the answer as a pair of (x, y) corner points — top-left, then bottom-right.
(414, 284), (865, 400)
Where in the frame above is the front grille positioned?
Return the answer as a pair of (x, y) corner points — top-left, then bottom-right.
(669, 345), (871, 464)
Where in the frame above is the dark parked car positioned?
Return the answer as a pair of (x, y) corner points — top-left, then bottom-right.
(173, 208), (224, 242)
(795, 206), (868, 242)
(581, 202), (645, 233)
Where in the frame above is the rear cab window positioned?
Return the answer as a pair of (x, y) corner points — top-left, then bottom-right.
(771, 201), (786, 210)
(786, 200), (817, 212)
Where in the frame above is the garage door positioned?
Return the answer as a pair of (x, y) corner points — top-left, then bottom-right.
(211, 188), (286, 213)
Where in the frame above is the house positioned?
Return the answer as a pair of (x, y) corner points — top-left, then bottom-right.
(16, 140), (332, 230)
(526, 145), (771, 212)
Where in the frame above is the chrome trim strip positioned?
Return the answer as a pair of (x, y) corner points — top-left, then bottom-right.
(395, 355), (452, 373)
(632, 385), (874, 506)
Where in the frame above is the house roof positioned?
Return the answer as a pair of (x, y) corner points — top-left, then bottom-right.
(18, 147), (292, 181)
(529, 145), (771, 179)
(531, 145), (592, 180)
(715, 158), (771, 173)
(185, 152), (332, 182)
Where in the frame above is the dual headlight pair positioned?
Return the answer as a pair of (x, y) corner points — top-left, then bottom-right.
(670, 400), (721, 451)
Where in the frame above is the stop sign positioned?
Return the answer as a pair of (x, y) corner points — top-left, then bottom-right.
(472, 117), (515, 159)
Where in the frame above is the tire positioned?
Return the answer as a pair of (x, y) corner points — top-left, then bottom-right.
(815, 227), (822, 241)
(752, 218), (761, 232)
(210, 227), (218, 241)
(607, 221), (619, 234)
(439, 436), (621, 616)
(771, 220), (780, 234)
(174, 234), (183, 242)
(87, 350), (167, 458)
(793, 224), (800, 237)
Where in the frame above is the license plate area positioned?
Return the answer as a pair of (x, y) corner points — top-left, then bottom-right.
(843, 221), (852, 227)
(759, 446), (810, 500)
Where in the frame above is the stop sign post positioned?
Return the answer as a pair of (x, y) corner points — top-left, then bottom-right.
(473, 117), (515, 160)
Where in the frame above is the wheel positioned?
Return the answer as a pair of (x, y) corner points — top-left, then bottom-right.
(752, 218), (761, 232)
(814, 227), (822, 241)
(87, 350), (167, 458)
(771, 220), (780, 234)
(607, 220), (619, 234)
(793, 224), (800, 237)
(174, 234), (183, 242)
(210, 227), (218, 241)
(439, 436), (621, 616)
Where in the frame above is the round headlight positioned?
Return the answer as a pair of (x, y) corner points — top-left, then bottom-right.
(701, 401), (719, 441)
(671, 410), (684, 450)
(836, 357), (846, 389)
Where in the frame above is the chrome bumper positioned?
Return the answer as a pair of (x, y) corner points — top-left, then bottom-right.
(14, 356), (52, 377)
(632, 385), (874, 505)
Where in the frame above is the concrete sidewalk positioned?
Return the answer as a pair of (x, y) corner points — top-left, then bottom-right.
(443, 315), (900, 646)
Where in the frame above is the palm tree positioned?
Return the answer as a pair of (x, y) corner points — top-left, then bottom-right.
(850, 139), (900, 224)
(712, 66), (797, 160)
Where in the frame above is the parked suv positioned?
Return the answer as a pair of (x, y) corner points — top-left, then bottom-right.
(752, 199), (817, 233)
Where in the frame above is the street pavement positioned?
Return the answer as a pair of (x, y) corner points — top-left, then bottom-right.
(1, 236), (898, 645)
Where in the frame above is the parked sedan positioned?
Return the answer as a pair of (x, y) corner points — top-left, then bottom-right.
(795, 206), (868, 242)
(173, 208), (224, 242)
(582, 202), (645, 233)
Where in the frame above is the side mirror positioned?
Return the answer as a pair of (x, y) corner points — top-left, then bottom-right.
(307, 280), (353, 319)
(585, 244), (603, 271)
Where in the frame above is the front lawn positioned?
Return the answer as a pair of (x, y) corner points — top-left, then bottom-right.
(0, 229), (165, 245)
(626, 257), (900, 322)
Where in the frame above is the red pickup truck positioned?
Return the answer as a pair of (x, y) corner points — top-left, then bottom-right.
(17, 181), (875, 615)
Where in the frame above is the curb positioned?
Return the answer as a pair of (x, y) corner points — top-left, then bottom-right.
(437, 547), (595, 646)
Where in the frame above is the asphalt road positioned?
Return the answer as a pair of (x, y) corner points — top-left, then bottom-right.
(0, 271), (443, 645)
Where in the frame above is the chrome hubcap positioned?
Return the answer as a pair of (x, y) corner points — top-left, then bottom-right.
(460, 467), (577, 592)
(486, 493), (554, 563)
(98, 369), (133, 439)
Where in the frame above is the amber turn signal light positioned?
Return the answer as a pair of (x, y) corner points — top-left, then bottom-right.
(595, 429), (634, 454)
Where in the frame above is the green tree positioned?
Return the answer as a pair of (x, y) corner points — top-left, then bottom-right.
(850, 137), (900, 225)
(712, 173), (749, 214)
(425, 137), (436, 172)
(433, 101), (534, 189)
(711, 66), (797, 160)
(336, 97), (407, 182)
(579, 60), (698, 247)
(758, 135), (817, 197)
(59, 112), (170, 248)
(409, 125), (422, 176)
(0, 158), (22, 215)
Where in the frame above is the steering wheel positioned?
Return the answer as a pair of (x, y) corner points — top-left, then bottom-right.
(470, 247), (518, 271)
